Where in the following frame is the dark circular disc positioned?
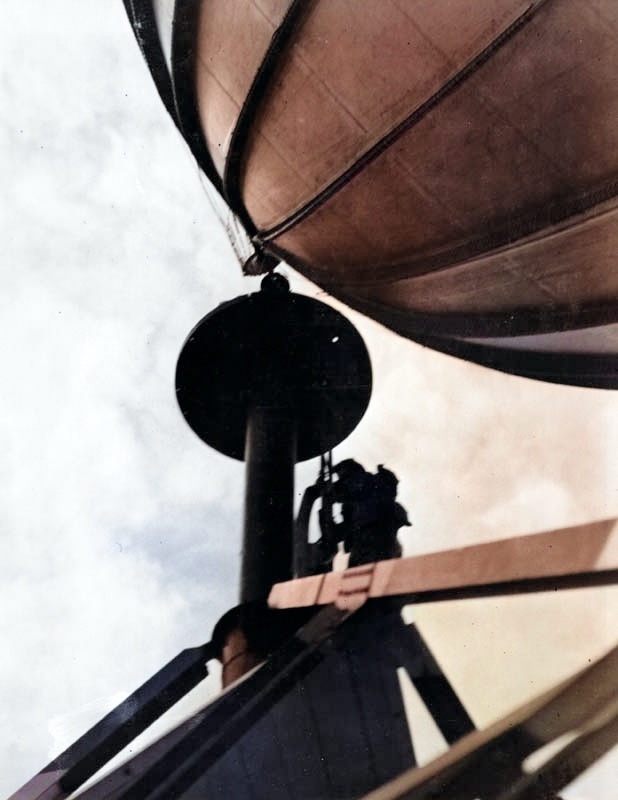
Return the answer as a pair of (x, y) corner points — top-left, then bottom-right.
(175, 289), (372, 461)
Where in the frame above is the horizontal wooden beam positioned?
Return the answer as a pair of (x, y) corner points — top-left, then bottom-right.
(268, 518), (618, 610)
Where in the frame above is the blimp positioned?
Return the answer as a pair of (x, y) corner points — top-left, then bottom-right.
(123, 0), (618, 389)
(10, 3), (618, 800)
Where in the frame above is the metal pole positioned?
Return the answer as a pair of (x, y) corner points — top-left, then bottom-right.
(241, 404), (297, 603)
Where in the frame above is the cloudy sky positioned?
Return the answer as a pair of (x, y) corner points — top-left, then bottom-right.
(1, 3), (617, 798)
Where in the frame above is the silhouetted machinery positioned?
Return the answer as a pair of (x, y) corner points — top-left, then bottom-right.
(11, 2), (618, 799)
(13, 263), (618, 800)
(12, 272), (481, 800)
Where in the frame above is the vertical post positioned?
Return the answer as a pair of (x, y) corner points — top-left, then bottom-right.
(241, 404), (297, 603)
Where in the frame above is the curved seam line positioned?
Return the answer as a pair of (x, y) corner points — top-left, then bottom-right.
(410, 336), (618, 387)
(269, 175), (618, 288)
(257, 0), (550, 244)
(172, 0), (225, 196)
(224, 0), (314, 236)
(333, 290), (618, 339)
(124, 0), (179, 125)
(345, 297), (618, 339)
(262, 242), (618, 338)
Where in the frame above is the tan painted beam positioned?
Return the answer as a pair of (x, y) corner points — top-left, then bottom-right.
(268, 518), (618, 610)
(359, 645), (618, 800)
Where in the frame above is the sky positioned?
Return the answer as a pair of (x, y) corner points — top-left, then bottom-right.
(1, 3), (617, 798)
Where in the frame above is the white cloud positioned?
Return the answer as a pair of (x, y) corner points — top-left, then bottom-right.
(0, 3), (245, 794)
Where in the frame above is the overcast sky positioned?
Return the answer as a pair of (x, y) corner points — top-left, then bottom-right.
(1, 3), (618, 798)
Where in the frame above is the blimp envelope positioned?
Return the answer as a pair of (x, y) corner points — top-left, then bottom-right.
(124, 0), (618, 388)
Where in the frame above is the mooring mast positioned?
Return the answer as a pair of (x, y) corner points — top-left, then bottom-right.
(175, 272), (372, 604)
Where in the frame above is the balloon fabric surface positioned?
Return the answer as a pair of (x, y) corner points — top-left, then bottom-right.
(124, 0), (618, 388)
